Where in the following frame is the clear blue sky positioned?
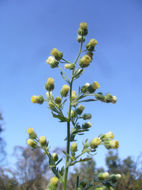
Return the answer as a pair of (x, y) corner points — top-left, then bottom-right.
(0, 0), (142, 168)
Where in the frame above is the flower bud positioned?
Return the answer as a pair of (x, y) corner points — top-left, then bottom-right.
(46, 56), (59, 68)
(104, 140), (119, 149)
(71, 142), (77, 152)
(31, 96), (44, 104)
(45, 78), (54, 91)
(104, 93), (113, 103)
(71, 90), (77, 100)
(76, 105), (85, 115)
(27, 128), (37, 139)
(50, 176), (59, 186)
(98, 172), (109, 180)
(60, 85), (70, 97)
(27, 139), (37, 148)
(82, 113), (92, 120)
(46, 92), (53, 100)
(77, 35), (85, 43)
(78, 22), (88, 36)
(112, 96), (117, 104)
(89, 39), (98, 47)
(115, 174), (121, 179)
(81, 83), (90, 93)
(71, 110), (76, 118)
(55, 96), (62, 104)
(82, 122), (92, 129)
(64, 63), (75, 70)
(103, 132), (114, 139)
(95, 93), (105, 102)
(51, 48), (63, 61)
(90, 138), (101, 149)
(79, 55), (91, 68)
(80, 22), (88, 30)
(48, 101), (55, 110)
(52, 153), (58, 162)
(88, 81), (100, 93)
(39, 136), (47, 146)
(31, 96), (38, 103)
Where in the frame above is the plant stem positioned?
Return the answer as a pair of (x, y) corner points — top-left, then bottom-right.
(63, 40), (83, 190)
(63, 78), (73, 190)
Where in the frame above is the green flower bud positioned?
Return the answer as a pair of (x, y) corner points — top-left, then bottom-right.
(64, 63), (75, 70)
(55, 96), (62, 104)
(102, 132), (114, 139)
(60, 85), (70, 97)
(82, 122), (92, 129)
(82, 113), (92, 120)
(48, 101), (55, 110)
(95, 93), (105, 102)
(71, 142), (77, 152)
(31, 95), (44, 104)
(52, 153), (58, 162)
(81, 83), (90, 93)
(104, 93), (113, 103)
(104, 140), (119, 149)
(51, 48), (63, 61)
(86, 39), (98, 51)
(71, 90), (77, 100)
(50, 176), (59, 187)
(46, 92), (53, 100)
(27, 128), (37, 139)
(88, 81), (100, 93)
(80, 22), (88, 30)
(27, 139), (37, 148)
(76, 105), (85, 115)
(79, 55), (91, 68)
(90, 137), (101, 149)
(98, 172), (109, 180)
(71, 110), (76, 118)
(46, 56), (59, 68)
(77, 35), (85, 43)
(45, 78), (55, 91)
(39, 136), (47, 146)
(78, 28), (88, 36)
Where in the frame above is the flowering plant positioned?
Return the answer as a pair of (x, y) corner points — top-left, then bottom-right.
(27, 22), (121, 190)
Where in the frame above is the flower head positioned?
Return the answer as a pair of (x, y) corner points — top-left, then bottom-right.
(60, 85), (70, 97)
(79, 55), (91, 68)
(39, 136), (47, 146)
(51, 48), (63, 60)
(50, 176), (59, 186)
(46, 56), (59, 68)
(90, 137), (101, 149)
(71, 142), (77, 152)
(45, 78), (54, 91)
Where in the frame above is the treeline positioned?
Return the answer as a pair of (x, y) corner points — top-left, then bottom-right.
(0, 114), (142, 190)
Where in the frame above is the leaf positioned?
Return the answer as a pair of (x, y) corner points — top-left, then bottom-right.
(52, 112), (68, 122)
(60, 71), (70, 84)
(73, 68), (84, 79)
(56, 158), (63, 165)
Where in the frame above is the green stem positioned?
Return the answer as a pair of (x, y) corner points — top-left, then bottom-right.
(63, 39), (83, 190)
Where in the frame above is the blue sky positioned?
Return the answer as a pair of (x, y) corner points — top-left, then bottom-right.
(0, 0), (142, 168)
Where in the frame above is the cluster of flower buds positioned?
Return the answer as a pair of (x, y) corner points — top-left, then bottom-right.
(81, 81), (100, 93)
(27, 128), (49, 149)
(95, 93), (117, 104)
(46, 48), (63, 68)
(100, 132), (119, 149)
